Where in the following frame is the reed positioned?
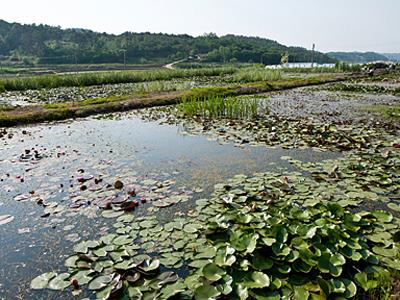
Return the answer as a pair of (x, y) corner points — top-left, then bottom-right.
(232, 68), (282, 82)
(0, 67), (236, 92)
(178, 95), (259, 119)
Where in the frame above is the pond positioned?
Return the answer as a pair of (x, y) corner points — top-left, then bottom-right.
(0, 111), (339, 299)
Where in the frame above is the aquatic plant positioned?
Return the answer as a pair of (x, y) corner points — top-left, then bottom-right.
(0, 67), (236, 92)
(29, 147), (400, 299)
(364, 104), (400, 120)
(178, 96), (260, 120)
(327, 83), (400, 95)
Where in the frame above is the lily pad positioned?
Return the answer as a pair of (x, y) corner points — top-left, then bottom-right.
(0, 215), (14, 226)
(48, 273), (71, 290)
(30, 272), (57, 290)
(88, 275), (113, 290)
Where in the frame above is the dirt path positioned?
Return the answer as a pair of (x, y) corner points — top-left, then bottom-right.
(163, 59), (187, 70)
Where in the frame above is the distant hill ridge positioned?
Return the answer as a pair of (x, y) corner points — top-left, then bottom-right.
(382, 53), (400, 62)
(327, 51), (392, 63)
(0, 19), (334, 65)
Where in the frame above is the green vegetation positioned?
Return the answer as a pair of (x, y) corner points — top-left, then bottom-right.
(29, 143), (400, 299)
(364, 104), (400, 120)
(0, 74), (350, 126)
(327, 52), (389, 63)
(0, 67), (235, 92)
(232, 68), (282, 82)
(334, 62), (363, 72)
(328, 83), (400, 95)
(0, 20), (334, 66)
(178, 96), (259, 119)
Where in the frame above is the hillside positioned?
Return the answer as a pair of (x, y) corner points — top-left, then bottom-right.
(0, 19), (334, 65)
(382, 53), (400, 62)
(327, 51), (388, 63)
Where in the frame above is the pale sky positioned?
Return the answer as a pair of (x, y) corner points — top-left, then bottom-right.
(1, 0), (399, 53)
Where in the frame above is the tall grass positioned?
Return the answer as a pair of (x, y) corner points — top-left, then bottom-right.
(178, 96), (259, 119)
(0, 67), (236, 92)
(232, 68), (282, 83)
(133, 80), (194, 94)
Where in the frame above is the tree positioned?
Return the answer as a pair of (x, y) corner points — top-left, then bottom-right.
(281, 52), (289, 65)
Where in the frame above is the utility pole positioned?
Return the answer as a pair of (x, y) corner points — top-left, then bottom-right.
(74, 53), (78, 74)
(311, 43), (315, 68)
(122, 50), (127, 70)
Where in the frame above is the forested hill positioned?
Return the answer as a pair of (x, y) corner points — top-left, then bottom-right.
(327, 52), (389, 63)
(0, 19), (335, 65)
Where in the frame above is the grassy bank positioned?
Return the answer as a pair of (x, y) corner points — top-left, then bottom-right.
(364, 104), (400, 120)
(328, 83), (400, 95)
(0, 67), (236, 92)
(0, 73), (354, 127)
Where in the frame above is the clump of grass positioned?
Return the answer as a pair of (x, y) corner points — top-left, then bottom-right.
(0, 67), (236, 92)
(329, 83), (400, 95)
(232, 68), (282, 83)
(178, 95), (259, 119)
(0, 104), (14, 111)
(133, 80), (194, 94)
(335, 61), (363, 72)
(364, 104), (400, 120)
(367, 270), (399, 300)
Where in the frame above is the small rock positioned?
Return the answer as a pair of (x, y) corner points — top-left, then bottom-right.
(114, 180), (124, 189)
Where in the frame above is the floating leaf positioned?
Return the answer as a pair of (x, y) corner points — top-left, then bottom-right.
(113, 235), (132, 246)
(195, 283), (221, 300)
(30, 272), (57, 290)
(161, 280), (186, 299)
(202, 263), (225, 282)
(48, 273), (71, 290)
(101, 210), (124, 219)
(88, 275), (113, 290)
(141, 259), (160, 272)
(0, 215), (14, 226)
(242, 272), (270, 288)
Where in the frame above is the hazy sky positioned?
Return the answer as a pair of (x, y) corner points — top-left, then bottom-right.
(1, 0), (399, 53)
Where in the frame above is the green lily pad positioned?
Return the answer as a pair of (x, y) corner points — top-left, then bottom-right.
(202, 263), (225, 281)
(195, 283), (221, 300)
(113, 235), (132, 246)
(30, 272), (57, 290)
(141, 259), (160, 272)
(161, 280), (186, 299)
(183, 223), (201, 233)
(230, 231), (258, 254)
(371, 210), (393, 223)
(73, 240), (100, 254)
(101, 210), (124, 219)
(71, 270), (94, 285)
(117, 214), (135, 223)
(88, 275), (113, 290)
(242, 272), (270, 288)
(48, 273), (71, 290)
(114, 259), (137, 270)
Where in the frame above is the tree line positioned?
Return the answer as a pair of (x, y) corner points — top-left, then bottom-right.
(0, 20), (335, 65)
